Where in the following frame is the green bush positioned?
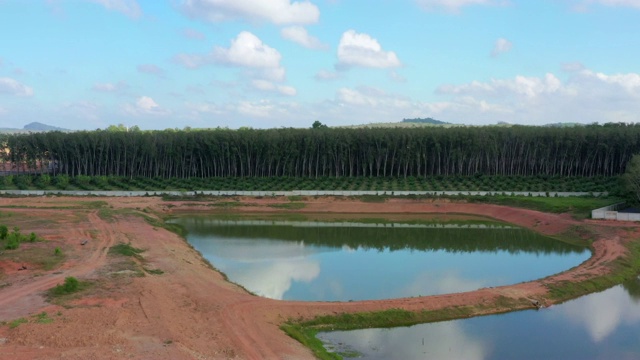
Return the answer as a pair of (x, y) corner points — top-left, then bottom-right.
(35, 174), (52, 188)
(50, 277), (80, 296)
(5, 233), (20, 250)
(0, 225), (7, 240)
(54, 174), (70, 189)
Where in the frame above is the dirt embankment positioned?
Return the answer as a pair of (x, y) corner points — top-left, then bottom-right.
(0, 196), (636, 360)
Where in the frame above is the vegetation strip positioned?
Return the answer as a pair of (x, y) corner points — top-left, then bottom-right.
(0, 125), (635, 179)
(0, 174), (618, 193)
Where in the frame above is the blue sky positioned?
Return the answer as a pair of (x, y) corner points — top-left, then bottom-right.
(1, 0), (640, 130)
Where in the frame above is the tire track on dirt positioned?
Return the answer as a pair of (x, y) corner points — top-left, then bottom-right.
(0, 210), (115, 321)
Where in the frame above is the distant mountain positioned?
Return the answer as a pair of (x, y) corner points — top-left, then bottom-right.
(23, 122), (68, 131)
(543, 122), (584, 128)
(402, 117), (450, 125)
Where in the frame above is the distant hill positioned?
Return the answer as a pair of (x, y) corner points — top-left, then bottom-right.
(402, 117), (450, 125)
(0, 122), (68, 134)
(23, 122), (68, 131)
(543, 122), (584, 128)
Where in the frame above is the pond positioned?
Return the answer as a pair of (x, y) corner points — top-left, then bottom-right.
(174, 214), (590, 301)
(317, 280), (640, 359)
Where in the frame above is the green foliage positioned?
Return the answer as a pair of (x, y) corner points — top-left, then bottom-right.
(13, 175), (32, 190)
(49, 276), (81, 296)
(144, 268), (164, 275)
(54, 174), (70, 189)
(0, 225), (7, 240)
(622, 154), (640, 203)
(109, 243), (145, 259)
(465, 195), (621, 219)
(2, 125), (638, 181)
(9, 317), (28, 329)
(34, 312), (53, 324)
(35, 174), (52, 188)
(54, 247), (62, 256)
(268, 202), (306, 209)
(4, 233), (20, 250)
(1, 175), (14, 188)
(312, 120), (328, 129)
(0, 174), (621, 193)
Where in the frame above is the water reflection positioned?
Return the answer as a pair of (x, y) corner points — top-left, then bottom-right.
(175, 216), (590, 301)
(319, 284), (640, 359)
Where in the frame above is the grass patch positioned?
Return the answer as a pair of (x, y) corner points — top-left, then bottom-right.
(281, 306), (512, 360)
(144, 268), (164, 275)
(1, 246), (66, 271)
(48, 276), (82, 297)
(466, 195), (622, 219)
(33, 311), (53, 324)
(109, 242), (145, 260)
(9, 318), (27, 329)
(97, 208), (118, 222)
(354, 195), (387, 203)
(208, 201), (246, 208)
(268, 202), (306, 210)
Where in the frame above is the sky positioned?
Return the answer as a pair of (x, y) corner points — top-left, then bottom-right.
(1, 0), (640, 130)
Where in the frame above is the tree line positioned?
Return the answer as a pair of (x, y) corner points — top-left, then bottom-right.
(1, 123), (637, 179)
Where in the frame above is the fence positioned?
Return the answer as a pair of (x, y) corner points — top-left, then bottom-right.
(591, 202), (640, 221)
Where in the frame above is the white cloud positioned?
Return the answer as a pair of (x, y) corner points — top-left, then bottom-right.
(136, 96), (159, 111)
(0, 77), (34, 96)
(280, 26), (327, 50)
(336, 30), (401, 70)
(491, 37), (512, 57)
(87, 0), (142, 18)
(214, 32), (282, 68)
(416, 0), (503, 12)
(137, 64), (165, 76)
(175, 32), (284, 76)
(251, 80), (297, 96)
(315, 69), (341, 81)
(92, 81), (128, 92)
(438, 73), (563, 98)
(175, 31), (291, 87)
(180, 0), (320, 25)
(433, 68), (640, 124)
(124, 96), (169, 116)
(176, 67), (640, 128)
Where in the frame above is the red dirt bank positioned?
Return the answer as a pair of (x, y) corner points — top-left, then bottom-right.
(0, 196), (635, 360)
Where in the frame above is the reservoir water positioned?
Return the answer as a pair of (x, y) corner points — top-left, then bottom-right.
(174, 214), (589, 301)
(317, 281), (640, 359)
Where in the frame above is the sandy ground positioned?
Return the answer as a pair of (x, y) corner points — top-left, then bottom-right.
(0, 196), (636, 360)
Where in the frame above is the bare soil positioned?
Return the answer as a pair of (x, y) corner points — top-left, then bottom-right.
(0, 196), (636, 359)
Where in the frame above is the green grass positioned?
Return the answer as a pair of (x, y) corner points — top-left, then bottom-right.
(33, 312), (53, 324)
(109, 243), (145, 260)
(0, 175), (621, 193)
(465, 195), (622, 218)
(268, 202), (306, 210)
(144, 268), (164, 275)
(46, 276), (91, 300)
(9, 318), (27, 329)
